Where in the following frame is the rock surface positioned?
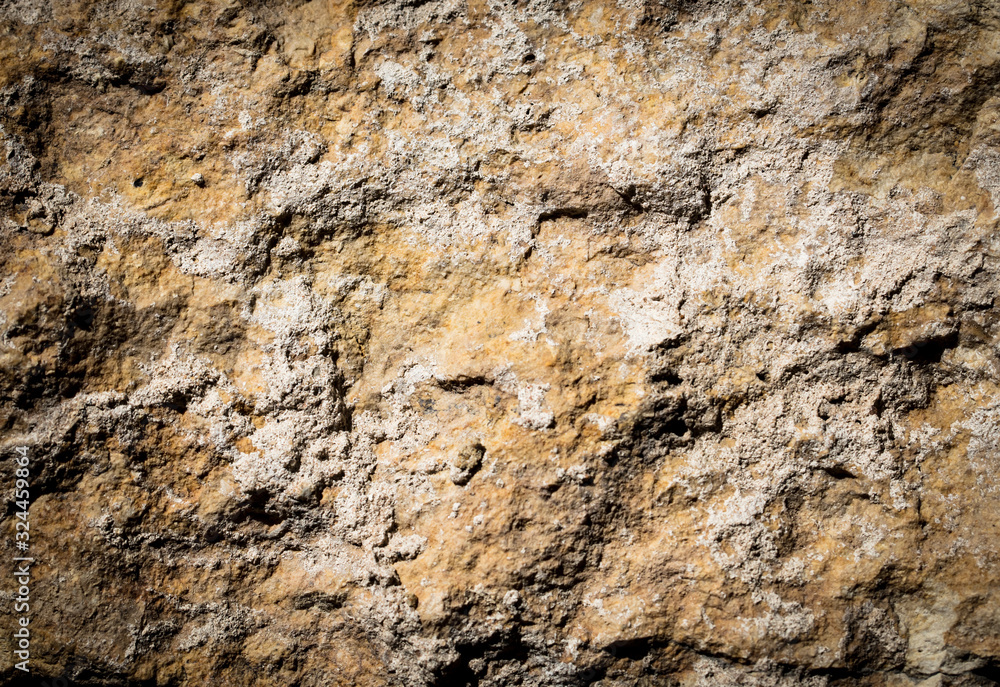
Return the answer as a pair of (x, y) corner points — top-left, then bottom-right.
(1, 0), (999, 685)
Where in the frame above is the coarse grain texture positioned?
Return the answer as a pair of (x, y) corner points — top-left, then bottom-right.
(1, 0), (999, 685)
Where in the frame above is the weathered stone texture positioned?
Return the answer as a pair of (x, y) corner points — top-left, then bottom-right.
(1, 0), (999, 685)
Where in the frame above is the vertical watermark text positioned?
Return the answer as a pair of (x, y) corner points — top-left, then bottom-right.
(11, 445), (32, 673)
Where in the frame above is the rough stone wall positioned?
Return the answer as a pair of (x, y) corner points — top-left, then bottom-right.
(1, 0), (999, 685)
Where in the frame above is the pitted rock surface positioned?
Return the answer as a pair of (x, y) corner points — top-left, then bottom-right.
(1, 1), (999, 685)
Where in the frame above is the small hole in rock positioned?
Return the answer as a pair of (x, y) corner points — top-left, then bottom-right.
(662, 418), (689, 437)
(133, 178), (144, 188)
